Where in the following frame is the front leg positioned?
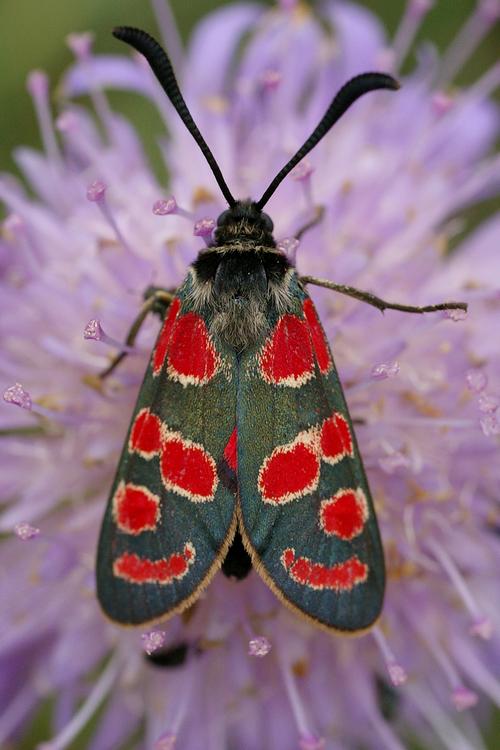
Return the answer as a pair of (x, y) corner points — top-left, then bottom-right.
(98, 288), (176, 380)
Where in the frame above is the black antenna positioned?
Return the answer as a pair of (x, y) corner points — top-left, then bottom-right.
(113, 26), (236, 207)
(256, 73), (400, 210)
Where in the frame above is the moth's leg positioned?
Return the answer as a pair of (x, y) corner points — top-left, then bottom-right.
(295, 205), (325, 241)
(300, 276), (467, 316)
(98, 288), (175, 380)
(143, 285), (176, 321)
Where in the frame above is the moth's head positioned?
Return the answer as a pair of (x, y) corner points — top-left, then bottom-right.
(214, 200), (274, 247)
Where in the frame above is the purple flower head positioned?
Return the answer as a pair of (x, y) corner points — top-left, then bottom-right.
(1, 2), (500, 749)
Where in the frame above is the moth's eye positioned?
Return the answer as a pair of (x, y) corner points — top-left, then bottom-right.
(217, 210), (232, 227)
(261, 212), (274, 232)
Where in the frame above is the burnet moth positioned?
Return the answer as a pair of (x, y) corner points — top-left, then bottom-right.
(96, 27), (467, 634)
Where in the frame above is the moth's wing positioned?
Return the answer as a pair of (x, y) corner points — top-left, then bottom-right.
(97, 291), (237, 626)
(237, 279), (385, 633)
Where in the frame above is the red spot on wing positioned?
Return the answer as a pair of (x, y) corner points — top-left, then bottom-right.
(167, 312), (219, 386)
(320, 413), (353, 464)
(281, 548), (368, 591)
(303, 298), (332, 374)
(160, 428), (218, 501)
(282, 548), (295, 568)
(258, 430), (319, 504)
(113, 543), (195, 585)
(223, 427), (238, 472)
(152, 297), (181, 376)
(112, 482), (160, 535)
(129, 408), (162, 458)
(260, 314), (315, 386)
(218, 427), (238, 495)
(320, 489), (368, 540)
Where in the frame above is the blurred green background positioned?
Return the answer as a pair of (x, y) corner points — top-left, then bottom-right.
(1, 1), (498, 748)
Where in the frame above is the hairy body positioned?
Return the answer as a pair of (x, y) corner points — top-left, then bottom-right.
(189, 201), (295, 350)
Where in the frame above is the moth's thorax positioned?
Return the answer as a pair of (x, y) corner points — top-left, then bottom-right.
(214, 199), (275, 248)
(189, 244), (295, 351)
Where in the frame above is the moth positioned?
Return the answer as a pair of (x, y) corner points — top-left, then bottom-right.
(96, 27), (466, 633)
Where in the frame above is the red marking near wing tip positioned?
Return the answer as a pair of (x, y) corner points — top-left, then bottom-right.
(303, 298), (332, 374)
(281, 548), (368, 591)
(320, 412), (353, 465)
(258, 430), (319, 504)
(320, 488), (369, 541)
(152, 297), (181, 376)
(167, 312), (219, 386)
(260, 314), (315, 387)
(112, 482), (160, 535)
(129, 408), (162, 458)
(113, 543), (195, 585)
(160, 428), (218, 501)
(223, 427), (238, 472)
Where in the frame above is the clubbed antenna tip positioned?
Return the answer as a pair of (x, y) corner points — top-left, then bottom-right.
(256, 72), (400, 209)
(113, 26), (236, 207)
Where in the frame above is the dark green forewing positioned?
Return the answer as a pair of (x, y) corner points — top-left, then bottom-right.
(237, 273), (385, 633)
(97, 275), (237, 625)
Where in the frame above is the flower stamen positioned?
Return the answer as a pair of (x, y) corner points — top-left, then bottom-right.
(142, 630), (167, 655)
(291, 160), (315, 209)
(372, 627), (408, 686)
(153, 196), (195, 220)
(408, 684), (482, 748)
(391, 1), (435, 72)
(437, 0), (500, 86)
(426, 539), (493, 640)
(248, 635), (272, 658)
(277, 237), (300, 264)
(83, 319), (134, 353)
(0, 684), (39, 747)
(371, 360), (400, 381)
(194, 218), (216, 246)
(14, 522), (41, 541)
(3, 383), (32, 411)
(3, 383), (86, 428)
(67, 33), (114, 133)
(26, 70), (61, 167)
(150, 0), (184, 72)
(86, 181), (134, 254)
(418, 627), (479, 711)
(279, 654), (324, 750)
(2, 214), (43, 274)
(153, 732), (177, 750)
(466, 370), (488, 393)
(36, 656), (120, 750)
(457, 639), (500, 706)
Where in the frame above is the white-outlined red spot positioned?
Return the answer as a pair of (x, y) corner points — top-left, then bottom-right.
(152, 299), (220, 386)
(113, 542), (195, 585)
(167, 312), (220, 386)
(258, 428), (320, 504)
(112, 481), (160, 535)
(320, 412), (354, 465)
(302, 298), (332, 374)
(259, 314), (315, 387)
(319, 488), (369, 541)
(160, 426), (218, 502)
(152, 297), (181, 376)
(281, 547), (368, 592)
(128, 408), (162, 459)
